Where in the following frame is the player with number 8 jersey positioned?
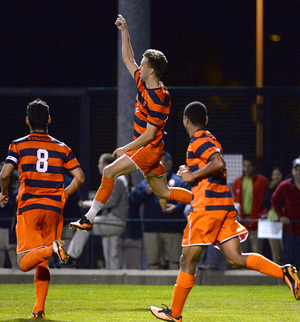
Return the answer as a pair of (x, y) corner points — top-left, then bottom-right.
(0, 98), (85, 319)
(7, 132), (80, 216)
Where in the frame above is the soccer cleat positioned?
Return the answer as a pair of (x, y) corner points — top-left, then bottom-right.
(282, 264), (300, 300)
(30, 310), (45, 318)
(150, 305), (182, 322)
(69, 216), (93, 232)
(52, 239), (69, 263)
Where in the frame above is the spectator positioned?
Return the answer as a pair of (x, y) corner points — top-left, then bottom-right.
(232, 156), (269, 253)
(131, 152), (189, 270)
(0, 162), (18, 268)
(262, 167), (284, 264)
(271, 158), (300, 269)
(117, 174), (143, 269)
(67, 153), (129, 269)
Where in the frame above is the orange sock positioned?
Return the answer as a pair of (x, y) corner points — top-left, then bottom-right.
(171, 270), (195, 317)
(33, 261), (50, 313)
(94, 176), (115, 204)
(169, 187), (192, 204)
(246, 253), (283, 279)
(20, 246), (52, 272)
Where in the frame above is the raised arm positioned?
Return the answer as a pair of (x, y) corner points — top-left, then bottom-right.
(115, 14), (139, 78)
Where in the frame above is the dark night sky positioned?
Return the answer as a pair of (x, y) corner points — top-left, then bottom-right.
(0, 0), (299, 88)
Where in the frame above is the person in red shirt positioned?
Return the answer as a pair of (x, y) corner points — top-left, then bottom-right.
(271, 158), (300, 269)
(231, 157), (269, 254)
(70, 14), (192, 232)
(150, 101), (300, 322)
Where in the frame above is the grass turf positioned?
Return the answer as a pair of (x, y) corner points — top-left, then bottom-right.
(0, 284), (299, 321)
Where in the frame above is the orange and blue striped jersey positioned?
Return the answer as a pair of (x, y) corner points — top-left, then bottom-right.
(186, 129), (235, 212)
(134, 70), (171, 146)
(5, 132), (80, 215)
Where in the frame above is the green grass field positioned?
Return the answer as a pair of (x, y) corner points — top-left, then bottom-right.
(0, 284), (299, 321)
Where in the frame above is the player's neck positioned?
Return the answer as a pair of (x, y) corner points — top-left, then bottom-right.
(30, 127), (48, 134)
(189, 125), (205, 138)
(145, 77), (160, 89)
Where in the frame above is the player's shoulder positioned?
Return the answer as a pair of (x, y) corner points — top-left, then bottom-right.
(47, 135), (67, 147)
(11, 134), (30, 145)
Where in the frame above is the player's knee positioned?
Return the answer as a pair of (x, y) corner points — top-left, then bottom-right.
(103, 165), (115, 178)
(180, 253), (198, 269)
(19, 260), (29, 272)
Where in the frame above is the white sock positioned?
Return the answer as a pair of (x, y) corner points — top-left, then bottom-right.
(84, 200), (104, 223)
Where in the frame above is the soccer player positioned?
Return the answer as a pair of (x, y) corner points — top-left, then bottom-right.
(69, 14), (192, 232)
(0, 98), (85, 319)
(150, 101), (300, 322)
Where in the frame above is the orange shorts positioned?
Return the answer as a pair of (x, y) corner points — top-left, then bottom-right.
(16, 209), (63, 254)
(182, 210), (248, 248)
(125, 142), (165, 176)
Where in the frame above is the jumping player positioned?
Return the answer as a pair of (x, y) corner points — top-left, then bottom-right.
(69, 14), (192, 232)
(0, 98), (85, 318)
(150, 101), (300, 322)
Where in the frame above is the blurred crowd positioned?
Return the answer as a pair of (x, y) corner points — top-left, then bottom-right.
(1, 154), (300, 271)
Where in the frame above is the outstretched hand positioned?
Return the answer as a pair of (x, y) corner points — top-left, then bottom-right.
(115, 14), (128, 32)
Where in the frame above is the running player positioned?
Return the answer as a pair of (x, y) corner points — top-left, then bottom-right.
(0, 98), (85, 319)
(150, 101), (300, 322)
(69, 14), (192, 232)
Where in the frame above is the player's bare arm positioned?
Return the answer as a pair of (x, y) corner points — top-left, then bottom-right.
(178, 153), (225, 183)
(115, 14), (138, 78)
(64, 167), (85, 200)
(0, 163), (15, 202)
(112, 122), (158, 158)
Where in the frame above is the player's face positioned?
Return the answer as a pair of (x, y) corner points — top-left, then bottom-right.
(139, 57), (150, 82)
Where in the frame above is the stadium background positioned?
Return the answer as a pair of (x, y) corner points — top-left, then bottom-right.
(0, 1), (300, 199)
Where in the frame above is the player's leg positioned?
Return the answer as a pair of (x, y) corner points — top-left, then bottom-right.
(146, 174), (192, 204)
(19, 239), (68, 272)
(150, 245), (204, 321)
(70, 156), (136, 231)
(30, 260), (50, 318)
(220, 237), (300, 300)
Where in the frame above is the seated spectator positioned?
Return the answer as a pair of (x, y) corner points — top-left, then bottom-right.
(67, 153), (129, 269)
(117, 174), (143, 269)
(131, 152), (189, 270)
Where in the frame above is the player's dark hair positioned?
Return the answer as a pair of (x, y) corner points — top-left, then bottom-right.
(27, 98), (50, 130)
(183, 101), (207, 126)
(143, 49), (168, 79)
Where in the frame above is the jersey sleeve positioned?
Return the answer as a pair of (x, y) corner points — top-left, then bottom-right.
(194, 139), (220, 163)
(63, 146), (80, 171)
(5, 142), (19, 167)
(134, 69), (141, 85)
